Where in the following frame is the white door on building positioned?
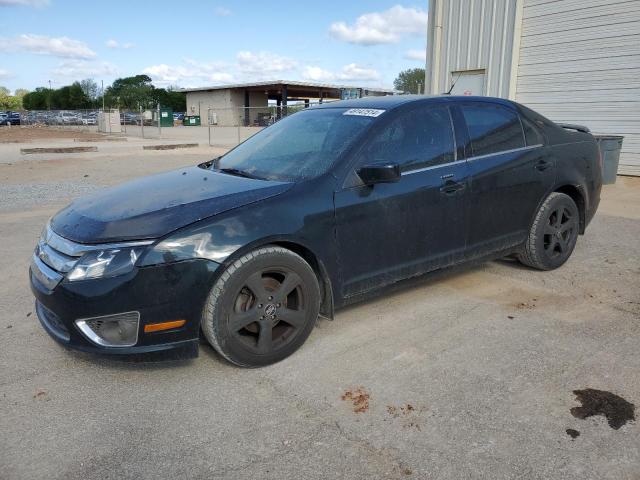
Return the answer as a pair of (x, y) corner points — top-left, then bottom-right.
(450, 70), (486, 96)
(515, 0), (640, 175)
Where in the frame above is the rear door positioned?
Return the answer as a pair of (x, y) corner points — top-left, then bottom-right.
(334, 102), (468, 298)
(458, 102), (554, 258)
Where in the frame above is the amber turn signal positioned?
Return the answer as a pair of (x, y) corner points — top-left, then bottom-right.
(144, 320), (186, 333)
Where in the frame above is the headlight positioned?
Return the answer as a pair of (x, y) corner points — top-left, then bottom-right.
(140, 232), (236, 266)
(67, 247), (145, 281)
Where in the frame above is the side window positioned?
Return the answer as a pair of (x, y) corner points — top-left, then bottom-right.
(461, 103), (525, 156)
(521, 116), (544, 146)
(360, 105), (455, 172)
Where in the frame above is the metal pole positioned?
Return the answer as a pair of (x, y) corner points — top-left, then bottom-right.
(48, 80), (51, 110)
(208, 108), (211, 146)
(140, 106), (144, 139)
(102, 80), (105, 111)
(157, 103), (161, 137)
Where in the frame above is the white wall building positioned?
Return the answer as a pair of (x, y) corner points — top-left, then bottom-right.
(425, 0), (640, 175)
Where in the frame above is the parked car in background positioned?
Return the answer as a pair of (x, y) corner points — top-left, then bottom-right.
(0, 111), (20, 125)
(54, 111), (80, 125)
(6, 111), (21, 125)
(30, 96), (602, 367)
(80, 113), (97, 125)
(120, 112), (140, 125)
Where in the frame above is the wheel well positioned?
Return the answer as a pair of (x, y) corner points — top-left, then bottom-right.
(554, 185), (586, 233)
(271, 241), (334, 319)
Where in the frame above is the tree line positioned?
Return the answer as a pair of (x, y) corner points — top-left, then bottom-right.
(9, 75), (186, 112)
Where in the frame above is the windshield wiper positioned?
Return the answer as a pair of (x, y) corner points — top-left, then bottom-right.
(217, 167), (262, 180)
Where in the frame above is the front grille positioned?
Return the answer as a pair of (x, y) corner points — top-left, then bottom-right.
(36, 301), (70, 342)
(35, 226), (84, 276)
(34, 224), (154, 276)
(37, 242), (77, 273)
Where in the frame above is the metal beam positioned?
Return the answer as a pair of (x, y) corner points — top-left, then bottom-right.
(244, 89), (250, 126)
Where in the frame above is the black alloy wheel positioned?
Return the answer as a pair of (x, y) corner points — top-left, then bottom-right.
(230, 268), (307, 354)
(201, 246), (320, 367)
(543, 204), (578, 260)
(518, 192), (580, 270)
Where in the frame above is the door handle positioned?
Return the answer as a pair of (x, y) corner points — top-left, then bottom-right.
(439, 179), (466, 195)
(535, 160), (551, 171)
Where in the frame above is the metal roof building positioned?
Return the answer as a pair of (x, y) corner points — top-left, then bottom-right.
(425, 0), (640, 176)
(180, 80), (396, 127)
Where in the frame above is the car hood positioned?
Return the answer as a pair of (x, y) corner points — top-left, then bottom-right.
(50, 166), (292, 244)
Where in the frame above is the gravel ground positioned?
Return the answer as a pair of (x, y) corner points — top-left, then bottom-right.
(0, 145), (638, 480)
(0, 182), (99, 211)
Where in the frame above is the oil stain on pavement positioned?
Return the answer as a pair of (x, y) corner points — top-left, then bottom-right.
(565, 428), (580, 439)
(570, 388), (635, 430)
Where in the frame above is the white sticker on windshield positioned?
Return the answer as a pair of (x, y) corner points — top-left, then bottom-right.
(343, 108), (385, 117)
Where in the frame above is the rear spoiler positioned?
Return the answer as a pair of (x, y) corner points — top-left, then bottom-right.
(557, 123), (591, 133)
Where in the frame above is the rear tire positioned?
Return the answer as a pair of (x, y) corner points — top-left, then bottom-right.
(518, 192), (579, 271)
(201, 246), (320, 367)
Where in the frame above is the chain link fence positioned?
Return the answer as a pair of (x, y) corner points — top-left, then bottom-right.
(16, 110), (99, 130)
(6, 101), (333, 146)
(12, 106), (179, 137)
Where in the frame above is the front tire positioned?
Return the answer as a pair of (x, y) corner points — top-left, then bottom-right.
(201, 246), (320, 367)
(518, 192), (580, 270)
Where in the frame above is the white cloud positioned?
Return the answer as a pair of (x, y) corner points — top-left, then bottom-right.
(142, 63), (233, 87)
(0, 34), (96, 58)
(0, 0), (49, 7)
(214, 6), (231, 16)
(302, 66), (335, 82)
(0, 68), (13, 79)
(404, 48), (426, 62)
(51, 60), (118, 78)
(143, 51), (297, 87)
(302, 63), (380, 82)
(105, 39), (135, 49)
(339, 63), (380, 81)
(236, 51), (297, 76)
(329, 5), (428, 45)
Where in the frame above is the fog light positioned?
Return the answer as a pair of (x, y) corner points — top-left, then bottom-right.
(75, 312), (140, 347)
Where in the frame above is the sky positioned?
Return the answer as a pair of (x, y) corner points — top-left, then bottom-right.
(0, 0), (428, 93)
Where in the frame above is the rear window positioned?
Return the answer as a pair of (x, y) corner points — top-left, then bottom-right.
(461, 103), (525, 156)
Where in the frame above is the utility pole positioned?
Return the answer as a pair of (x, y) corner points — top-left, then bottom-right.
(101, 80), (105, 111)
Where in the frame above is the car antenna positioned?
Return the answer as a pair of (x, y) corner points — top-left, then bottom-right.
(444, 72), (462, 95)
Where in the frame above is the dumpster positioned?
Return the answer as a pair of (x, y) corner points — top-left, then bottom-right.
(184, 115), (201, 126)
(594, 135), (624, 184)
(159, 107), (173, 127)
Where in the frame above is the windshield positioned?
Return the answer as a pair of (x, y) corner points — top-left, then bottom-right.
(213, 108), (376, 182)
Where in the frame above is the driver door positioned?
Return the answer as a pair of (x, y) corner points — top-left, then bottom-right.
(334, 103), (469, 298)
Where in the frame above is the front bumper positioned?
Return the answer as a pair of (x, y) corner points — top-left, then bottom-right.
(30, 257), (221, 355)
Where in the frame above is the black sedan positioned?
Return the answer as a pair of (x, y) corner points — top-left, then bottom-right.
(30, 96), (602, 367)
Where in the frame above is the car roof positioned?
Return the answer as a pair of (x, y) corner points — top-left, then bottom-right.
(313, 94), (516, 111)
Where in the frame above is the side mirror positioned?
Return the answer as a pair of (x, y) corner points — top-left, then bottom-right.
(357, 163), (401, 185)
